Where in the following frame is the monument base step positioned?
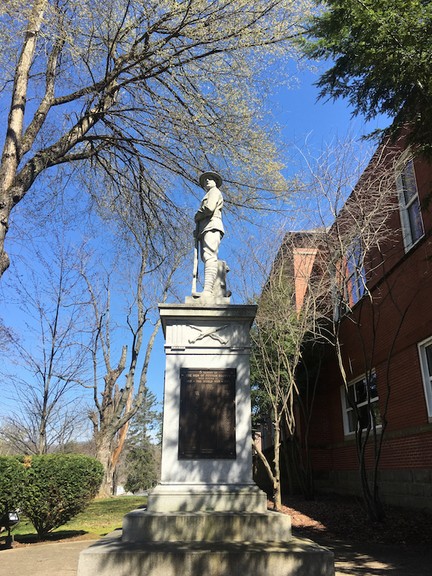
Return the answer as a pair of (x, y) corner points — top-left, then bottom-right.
(147, 483), (267, 513)
(77, 530), (334, 576)
(123, 509), (292, 543)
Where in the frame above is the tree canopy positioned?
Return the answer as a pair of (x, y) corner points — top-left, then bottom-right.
(304, 0), (432, 150)
(0, 0), (313, 277)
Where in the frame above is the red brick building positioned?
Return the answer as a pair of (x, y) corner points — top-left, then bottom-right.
(304, 139), (432, 510)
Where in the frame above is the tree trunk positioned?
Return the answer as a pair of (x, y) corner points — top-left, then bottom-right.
(0, 194), (11, 276)
(358, 440), (385, 522)
(252, 436), (280, 508)
(0, 185), (25, 277)
(0, 1), (48, 278)
(273, 422), (282, 510)
(95, 433), (116, 497)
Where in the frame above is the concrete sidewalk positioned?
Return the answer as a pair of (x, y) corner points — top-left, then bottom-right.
(1, 535), (431, 575)
(0, 540), (96, 576)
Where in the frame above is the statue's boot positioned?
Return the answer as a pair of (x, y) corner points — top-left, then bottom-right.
(193, 262), (217, 298)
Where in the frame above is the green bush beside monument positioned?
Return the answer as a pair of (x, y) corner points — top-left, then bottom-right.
(0, 454), (103, 539)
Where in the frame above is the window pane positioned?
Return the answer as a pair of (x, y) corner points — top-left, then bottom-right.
(358, 405), (369, 429)
(344, 373), (381, 434)
(425, 344), (432, 378)
(346, 239), (366, 305)
(401, 160), (417, 204)
(367, 372), (378, 399)
(371, 401), (382, 426)
(408, 201), (424, 243)
(398, 160), (424, 249)
(347, 409), (356, 433)
(419, 341), (432, 419)
(355, 380), (367, 403)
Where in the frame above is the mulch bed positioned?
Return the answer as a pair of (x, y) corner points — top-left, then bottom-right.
(277, 494), (432, 546)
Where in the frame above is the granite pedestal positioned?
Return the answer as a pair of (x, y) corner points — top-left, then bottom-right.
(77, 303), (334, 576)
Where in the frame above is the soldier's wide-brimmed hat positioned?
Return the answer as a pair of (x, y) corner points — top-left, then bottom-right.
(199, 171), (222, 189)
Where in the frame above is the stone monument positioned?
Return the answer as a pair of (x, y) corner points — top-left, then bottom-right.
(77, 172), (334, 576)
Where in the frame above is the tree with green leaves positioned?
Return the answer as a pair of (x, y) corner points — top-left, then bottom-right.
(304, 0), (432, 150)
(0, 0), (314, 279)
(123, 388), (161, 494)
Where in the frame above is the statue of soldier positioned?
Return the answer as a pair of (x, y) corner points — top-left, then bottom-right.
(193, 171), (228, 299)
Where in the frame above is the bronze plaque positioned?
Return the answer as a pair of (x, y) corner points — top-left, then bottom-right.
(179, 368), (236, 459)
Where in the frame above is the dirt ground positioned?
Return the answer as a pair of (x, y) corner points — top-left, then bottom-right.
(279, 494), (432, 575)
(278, 494), (432, 546)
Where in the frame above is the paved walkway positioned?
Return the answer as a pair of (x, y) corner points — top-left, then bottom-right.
(0, 540), (94, 576)
(1, 535), (431, 575)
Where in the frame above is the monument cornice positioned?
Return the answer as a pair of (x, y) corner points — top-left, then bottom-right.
(158, 303), (257, 338)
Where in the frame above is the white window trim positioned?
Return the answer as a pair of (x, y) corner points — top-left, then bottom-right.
(418, 336), (432, 421)
(395, 155), (424, 252)
(340, 385), (354, 436)
(340, 372), (381, 437)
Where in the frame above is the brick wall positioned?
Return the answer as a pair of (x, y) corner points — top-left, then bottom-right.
(314, 468), (432, 512)
(303, 150), (432, 511)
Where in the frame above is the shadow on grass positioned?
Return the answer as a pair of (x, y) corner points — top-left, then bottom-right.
(4, 529), (89, 544)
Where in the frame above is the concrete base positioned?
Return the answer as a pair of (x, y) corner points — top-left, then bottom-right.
(123, 510), (292, 543)
(77, 530), (334, 576)
(77, 298), (334, 575)
(147, 483), (267, 513)
(78, 506), (334, 576)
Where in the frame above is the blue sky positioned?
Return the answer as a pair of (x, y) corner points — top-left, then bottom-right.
(143, 69), (389, 403)
(0, 66), (389, 424)
(276, 68), (386, 153)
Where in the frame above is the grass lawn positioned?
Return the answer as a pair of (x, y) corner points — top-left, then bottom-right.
(5, 496), (147, 544)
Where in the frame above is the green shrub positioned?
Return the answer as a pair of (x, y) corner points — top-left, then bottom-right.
(21, 454), (103, 538)
(0, 456), (26, 518)
(124, 445), (159, 494)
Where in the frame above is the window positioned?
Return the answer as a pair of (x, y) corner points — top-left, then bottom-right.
(333, 238), (366, 320)
(396, 159), (424, 251)
(341, 372), (381, 435)
(345, 239), (366, 306)
(418, 337), (432, 420)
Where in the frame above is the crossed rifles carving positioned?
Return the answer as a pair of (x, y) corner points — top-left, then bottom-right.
(188, 324), (229, 345)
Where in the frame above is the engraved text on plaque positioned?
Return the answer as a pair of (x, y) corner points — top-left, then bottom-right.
(178, 368), (236, 459)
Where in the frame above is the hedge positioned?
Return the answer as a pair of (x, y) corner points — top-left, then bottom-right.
(0, 456), (26, 518)
(21, 454), (104, 538)
(0, 454), (103, 538)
